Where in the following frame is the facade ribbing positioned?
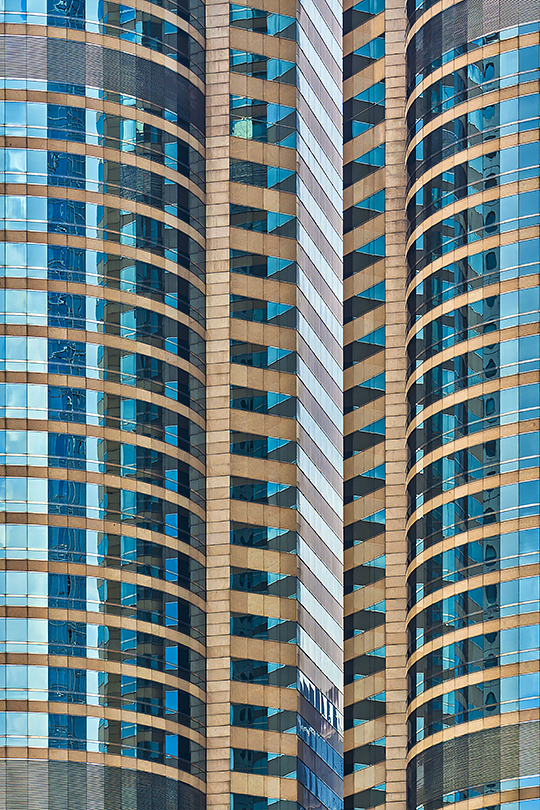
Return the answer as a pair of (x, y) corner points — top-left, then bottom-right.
(0, 0), (345, 804)
(1, 0), (540, 808)
(344, 3), (540, 810)
(406, 2), (540, 808)
(0, 0), (208, 804)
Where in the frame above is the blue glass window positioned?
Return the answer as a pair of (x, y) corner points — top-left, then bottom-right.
(344, 35), (385, 79)
(344, 190), (385, 233)
(48, 433), (86, 469)
(49, 574), (86, 610)
(231, 614), (297, 642)
(344, 0), (384, 33)
(230, 295), (296, 327)
(48, 527), (86, 563)
(48, 340), (86, 376)
(48, 480), (86, 515)
(230, 477), (297, 507)
(344, 145), (385, 188)
(230, 249), (297, 281)
(48, 292), (86, 329)
(230, 96), (297, 147)
(230, 5), (296, 38)
(48, 667), (86, 703)
(344, 236), (385, 278)
(230, 387), (296, 418)
(230, 51), (296, 84)
(230, 341), (297, 373)
(230, 158), (296, 192)
(49, 714), (86, 749)
(48, 620), (86, 657)
(230, 522), (297, 552)
(230, 205), (296, 237)
(48, 198), (86, 235)
(344, 82), (385, 142)
(48, 386), (86, 423)
(47, 105), (85, 142)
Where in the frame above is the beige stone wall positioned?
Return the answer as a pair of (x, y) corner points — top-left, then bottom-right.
(205, 0), (233, 805)
(383, 1), (408, 809)
(343, 0), (408, 804)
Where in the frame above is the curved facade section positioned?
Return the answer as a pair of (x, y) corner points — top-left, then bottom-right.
(405, 3), (540, 810)
(0, 0), (206, 804)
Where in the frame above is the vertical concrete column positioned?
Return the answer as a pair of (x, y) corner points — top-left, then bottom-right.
(383, 1), (409, 809)
(205, 2), (232, 807)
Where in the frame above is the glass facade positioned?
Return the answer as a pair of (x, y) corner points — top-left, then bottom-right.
(0, 0), (207, 803)
(0, 0), (344, 800)
(405, 5), (540, 810)
(342, 0), (387, 802)
(345, 1), (540, 810)
(3, 0), (540, 807)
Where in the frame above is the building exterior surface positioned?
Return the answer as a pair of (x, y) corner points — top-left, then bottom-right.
(405, 2), (540, 809)
(2, 0), (540, 807)
(204, 2), (344, 810)
(0, 0), (344, 805)
(343, 0), (408, 809)
(345, 4), (540, 810)
(0, 0), (209, 803)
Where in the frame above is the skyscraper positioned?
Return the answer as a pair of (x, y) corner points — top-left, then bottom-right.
(345, 4), (540, 810)
(2, 0), (540, 808)
(406, 1), (540, 807)
(0, 0), (344, 805)
(205, 1), (344, 810)
(0, 0), (209, 802)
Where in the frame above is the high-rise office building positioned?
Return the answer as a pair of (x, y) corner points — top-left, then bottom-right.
(0, 0), (344, 805)
(0, 0), (209, 803)
(405, 1), (540, 807)
(205, 2), (344, 810)
(345, 4), (540, 810)
(2, 0), (540, 807)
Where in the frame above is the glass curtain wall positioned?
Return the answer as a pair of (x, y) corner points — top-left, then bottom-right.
(406, 1), (540, 810)
(0, 0), (207, 805)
